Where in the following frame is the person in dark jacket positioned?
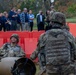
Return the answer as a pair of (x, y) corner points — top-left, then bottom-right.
(37, 10), (45, 31)
(0, 13), (3, 31)
(17, 9), (21, 31)
(8, 7), (17, 31)
(3, 12), (11, 31)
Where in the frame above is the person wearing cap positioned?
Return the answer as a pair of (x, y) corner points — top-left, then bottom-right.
(0, 34), (25, 57)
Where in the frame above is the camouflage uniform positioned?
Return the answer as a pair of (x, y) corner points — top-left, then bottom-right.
(49, 6), (56, 21)
(45, 6), (56, 31)
(0, 43), (25, 57)
(0, 34), (25, 57)
(30, 12), (76, 75)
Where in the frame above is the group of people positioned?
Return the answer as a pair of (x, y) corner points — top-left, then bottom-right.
(0, 6), (56, 32)
(0, 7), (34, 31)
(0, 6), (76, 75)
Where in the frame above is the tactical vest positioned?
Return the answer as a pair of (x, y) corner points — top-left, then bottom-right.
(3, 43), (21, 57)
(45, 29), (71, 65)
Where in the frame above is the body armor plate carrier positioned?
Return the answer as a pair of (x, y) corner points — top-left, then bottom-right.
(45, 29), (71, 65)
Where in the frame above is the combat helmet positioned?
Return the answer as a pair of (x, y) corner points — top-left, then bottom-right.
(12, 58), (36, 75)
(10, 34), (19, 43)
(0, 57), (36, 75)
(51, 12), (66, 25)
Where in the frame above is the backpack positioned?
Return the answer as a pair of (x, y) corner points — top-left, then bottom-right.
(45, 29), (71, 65)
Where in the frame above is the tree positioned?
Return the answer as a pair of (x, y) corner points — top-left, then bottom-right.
(0, 0), (76, 17)
(0, 0), (23, 11)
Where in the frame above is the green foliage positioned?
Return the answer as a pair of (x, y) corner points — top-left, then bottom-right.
(0, 0), (76, 18)
(20, 0), (36, 15)
(55, 0), (76, 18)
(66, 3), (76, 17)
(20, 2), (26, 11)
(67, 3), (76, 13)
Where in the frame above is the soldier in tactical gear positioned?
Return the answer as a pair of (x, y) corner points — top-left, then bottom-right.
(10, 34), (19, 43)
(45, 6), (56, 31)
(30, 12), (76, 75)
(0, 34), (25, 57)
(45, 10), (70, 31)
